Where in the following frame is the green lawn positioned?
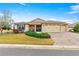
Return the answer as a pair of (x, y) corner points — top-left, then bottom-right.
(0, 34), (54, 45)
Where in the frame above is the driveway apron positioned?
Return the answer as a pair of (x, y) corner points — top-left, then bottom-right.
(49, 32), (79, 45)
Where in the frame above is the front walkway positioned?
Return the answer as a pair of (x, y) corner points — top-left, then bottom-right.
(49, 32), (79, 45)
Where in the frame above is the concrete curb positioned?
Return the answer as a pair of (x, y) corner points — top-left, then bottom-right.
(0, 44), (79, 50)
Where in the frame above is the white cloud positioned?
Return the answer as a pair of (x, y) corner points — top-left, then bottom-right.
(0, 13), (3, 16)
(19, 3), (26, 6)
(68, 11), (78, 14)
(68, 5), (79, 14)
(71, 5), (79, 10)
(49, 18), (74, 24)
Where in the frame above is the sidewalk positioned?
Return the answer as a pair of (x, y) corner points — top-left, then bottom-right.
(0, 44), (79, 50)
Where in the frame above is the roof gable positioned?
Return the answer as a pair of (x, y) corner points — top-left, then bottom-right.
(28, 18), (45, 24)
(31, 18), (45, 23)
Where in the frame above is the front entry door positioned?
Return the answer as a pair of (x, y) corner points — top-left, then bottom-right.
(36, 25), (42, 32)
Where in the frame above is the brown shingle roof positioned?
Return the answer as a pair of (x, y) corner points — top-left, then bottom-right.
(14, 18), (69, 25)
(28, 18), (68, 25)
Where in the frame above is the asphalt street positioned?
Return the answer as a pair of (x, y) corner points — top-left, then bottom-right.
(0, 48), (79, 56)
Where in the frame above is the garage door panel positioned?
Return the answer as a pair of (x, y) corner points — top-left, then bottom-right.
(42, 24), (60, 32)
(61, 26), (66, 32)
(42, 24), (67, 32)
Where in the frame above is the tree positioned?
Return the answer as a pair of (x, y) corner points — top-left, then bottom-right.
(0, 10), (14, 30)
(73, 22), (79, 32)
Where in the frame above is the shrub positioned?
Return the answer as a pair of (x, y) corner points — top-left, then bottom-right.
(2, 26), (6, 30)
(7, 27), (11, 30)
(2, 26), (11, 30)
(25, 30), (50, 38)
(13, 29), (19, 33)
(73, 23), (79, 32)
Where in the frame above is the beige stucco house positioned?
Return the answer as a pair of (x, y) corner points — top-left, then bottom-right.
(14, 18), (69, 32)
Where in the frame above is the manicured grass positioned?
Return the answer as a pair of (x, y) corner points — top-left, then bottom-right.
(0, 34), (54, 45)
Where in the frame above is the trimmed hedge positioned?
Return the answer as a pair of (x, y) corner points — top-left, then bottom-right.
(25, 30), (50, 38)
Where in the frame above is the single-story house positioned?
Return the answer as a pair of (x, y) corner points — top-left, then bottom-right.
(14, 22), (26, 32)
(14, 18), (70, 32)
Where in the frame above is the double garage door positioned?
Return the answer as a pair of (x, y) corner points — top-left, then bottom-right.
(42, 24), (66, 32)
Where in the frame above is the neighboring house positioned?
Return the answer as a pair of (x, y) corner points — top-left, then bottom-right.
(68, 24), (75, 31)
(14, 18), (70, 32)
(14, 22), (26, 32)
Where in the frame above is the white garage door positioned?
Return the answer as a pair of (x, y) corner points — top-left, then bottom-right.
(42, 24), (61, 32)
(61, 25), (66, 32)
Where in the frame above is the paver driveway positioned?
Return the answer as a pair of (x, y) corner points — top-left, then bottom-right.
(49, 32), (79, 45)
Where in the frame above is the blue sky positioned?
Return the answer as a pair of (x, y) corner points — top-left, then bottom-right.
(0, 3), (79, 23)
